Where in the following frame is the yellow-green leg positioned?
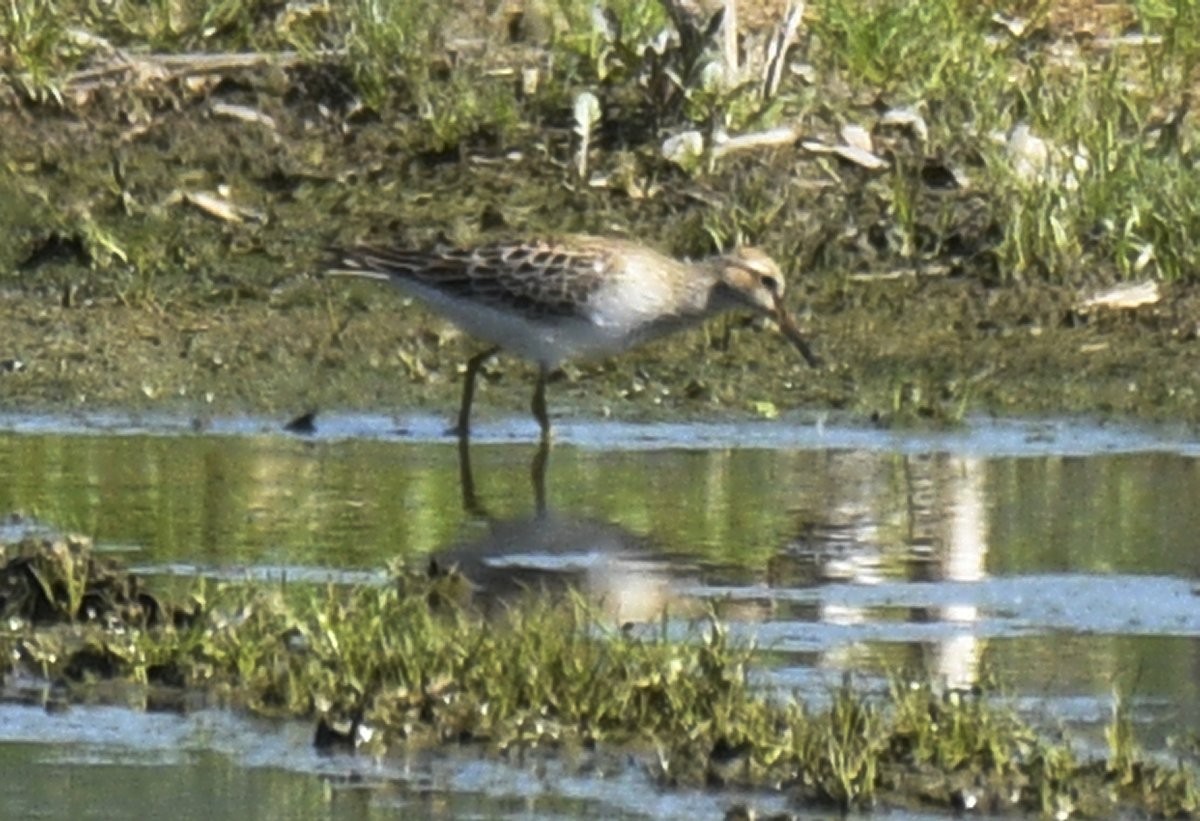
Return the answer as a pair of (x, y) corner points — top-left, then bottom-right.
(454, 346), (500, 438)
(532, 368), (551, 442)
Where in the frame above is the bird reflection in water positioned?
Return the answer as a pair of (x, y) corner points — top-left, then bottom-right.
(426, 439), (687, 624)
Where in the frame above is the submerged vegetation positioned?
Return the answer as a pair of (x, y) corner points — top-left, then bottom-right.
(2, 533), (1198, 815)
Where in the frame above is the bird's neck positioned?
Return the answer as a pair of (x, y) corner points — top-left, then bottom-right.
(696, 257), (751, 316)
(706, 280), (749, 314)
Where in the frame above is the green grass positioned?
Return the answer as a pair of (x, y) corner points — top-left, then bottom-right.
(2, 535), (1198, 814)
(806, 0), (1200, 283)
(3, 0), (1200, 293)
(1, 0), (78, 103)
(812, 0), (999, 93)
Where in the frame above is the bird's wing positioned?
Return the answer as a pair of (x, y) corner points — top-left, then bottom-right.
(333, 240), (612, 320)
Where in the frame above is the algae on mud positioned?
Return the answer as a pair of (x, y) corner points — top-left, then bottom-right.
(1, 533), (1198, 816)
(2, 1), (1200, 424)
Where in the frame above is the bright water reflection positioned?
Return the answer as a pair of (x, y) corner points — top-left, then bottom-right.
(2, 414), (1200, 813)
(0, 704), (732, 820)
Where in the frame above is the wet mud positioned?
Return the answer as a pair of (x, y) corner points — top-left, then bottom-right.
(1, 73), (1197, 428)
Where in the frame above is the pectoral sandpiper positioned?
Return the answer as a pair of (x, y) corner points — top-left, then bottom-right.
(328, 235), (821, 439)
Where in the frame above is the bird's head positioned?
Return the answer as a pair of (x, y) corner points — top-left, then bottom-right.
(716, 247), (786, 316)
(715, 247), (822, 368)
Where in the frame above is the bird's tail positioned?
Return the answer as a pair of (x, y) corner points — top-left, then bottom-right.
(324, 245), (433, 282)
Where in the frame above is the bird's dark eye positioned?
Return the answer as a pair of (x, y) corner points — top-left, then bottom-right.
(760, 274), (780, 294)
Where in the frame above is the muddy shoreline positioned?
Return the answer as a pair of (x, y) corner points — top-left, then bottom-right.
(2, 84), (1190, 427)
(2, 26), (1197, 428)
(1, 272), (1197, 427)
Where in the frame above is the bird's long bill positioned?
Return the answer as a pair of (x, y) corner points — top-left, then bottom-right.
(772, 300), (823, 368)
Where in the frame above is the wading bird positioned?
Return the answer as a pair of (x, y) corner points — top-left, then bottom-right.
(328, 236), (821, 439)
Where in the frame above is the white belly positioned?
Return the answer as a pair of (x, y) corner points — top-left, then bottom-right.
(394, 280), (641, 369)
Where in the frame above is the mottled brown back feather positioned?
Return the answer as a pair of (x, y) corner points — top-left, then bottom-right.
(337, 241), (612, 321)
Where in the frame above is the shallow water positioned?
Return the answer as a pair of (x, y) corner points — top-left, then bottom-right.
(1, 704), (770, 820)
(2, 412), (1199, 817)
